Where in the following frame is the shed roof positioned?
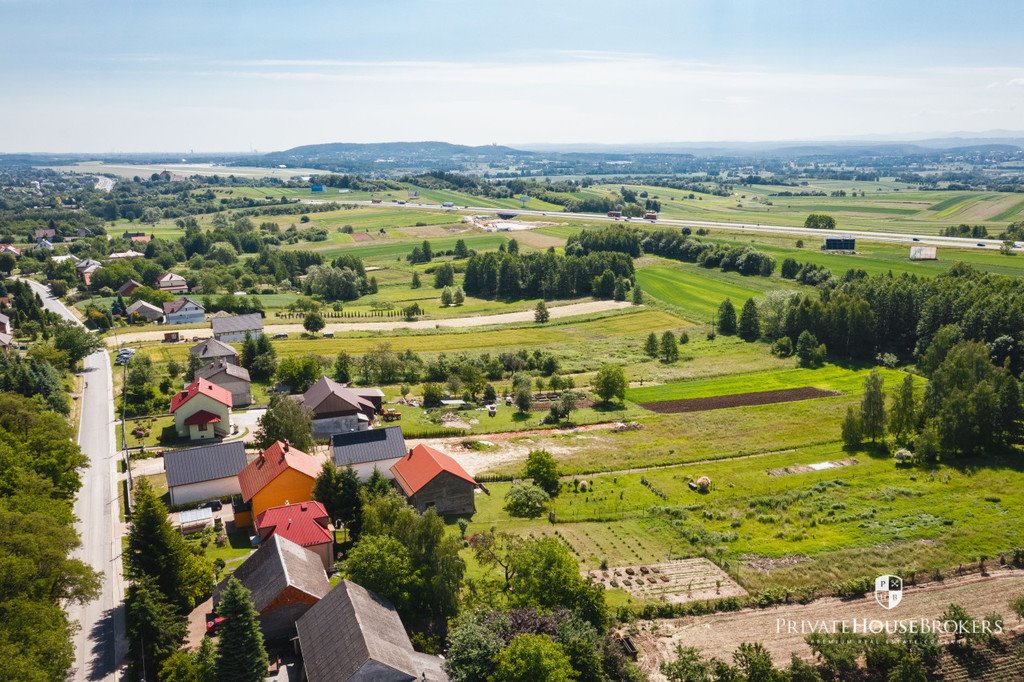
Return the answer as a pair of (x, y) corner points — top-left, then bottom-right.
(238, 440), (320, 502)
(301, 376), (374, 415)
(331, 426), (407, 466)
(170, 378), (232, 413)
(212, 313), (264, 336)
(295, 580), (423, 682)
(255, 501), (332, 548)
(164, 440), (247, 488)
(214, 534), (329, 613)
(189, 337), (237, 360)
(390, 444), (476, 496)
(196, 360), (251, 383)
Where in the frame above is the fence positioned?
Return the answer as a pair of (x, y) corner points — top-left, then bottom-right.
(274, 309), (403, 320)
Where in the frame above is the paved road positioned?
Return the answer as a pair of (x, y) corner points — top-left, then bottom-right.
(25, 280), (125, 681)
(104, 299), (634, 346)
(331, 199), (1021, 251)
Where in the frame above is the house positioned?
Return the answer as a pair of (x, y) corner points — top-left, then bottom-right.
(75, 259), (102, 286)
(76, 227), (93, 238)
(0, 332), (14, 353)
(299, 376), (378, 439)
(170, 378), (232, 441)
(0, 313), (10, 335)
(189, 337), (238, 366)
(117, 279), (143, 297)
(157, 271), (189, 293)
(238, 440), (321, 521)
(50, 253), (78, 264)
(122, 231), (152, 244)
(294, 580), (448, 682)
(0, 244), (21, 257)
(254, 501), (333, 571)
(211, 313), (264, 342)
(108, 249), (145, 260)
(162, 297), (206, 325)
(212, 534), (329, 643)
(391, 444), (479, 516)
(164, 440), (247, 506)
(195, 360), (252, 407)
(330, 426), (406, 481)
(35, 238), (54, 251)
(34, 228), (56, 240)
(125, 299), (164, 323)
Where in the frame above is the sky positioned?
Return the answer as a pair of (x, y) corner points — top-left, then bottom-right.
(2, 0), (1024, 152)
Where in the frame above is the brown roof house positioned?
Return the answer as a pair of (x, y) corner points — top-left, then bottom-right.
(294, 580), (448, 682)
(298, 376), (379, 439)
(391, 444), (480, 516)
(189, 337), (238, 366)
(212, 534), (329, 643)
(195, 360), (252, 407)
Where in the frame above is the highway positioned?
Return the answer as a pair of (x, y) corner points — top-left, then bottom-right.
(24, 280), (125, 681)
(334, 200), (1019, 251)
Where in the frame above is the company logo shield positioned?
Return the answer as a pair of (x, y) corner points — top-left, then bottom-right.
(874, 574), (903, 610)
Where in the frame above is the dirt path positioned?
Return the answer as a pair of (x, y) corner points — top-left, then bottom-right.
(634, 570), (1024, 679)
(104, 300), (634, 346)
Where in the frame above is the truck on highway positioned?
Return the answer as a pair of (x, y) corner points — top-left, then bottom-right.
(442, 202), (455, 208)
(644, 211), (658, 221)
(607, 210), (622, 218)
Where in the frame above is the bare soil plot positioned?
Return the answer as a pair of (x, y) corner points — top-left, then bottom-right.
(350, 231), (374, 242)
(633, 571), (1024, 678)
(641, 387), (840, 414)
(588, 559), (746, 604)
(767, 457), (859, 477)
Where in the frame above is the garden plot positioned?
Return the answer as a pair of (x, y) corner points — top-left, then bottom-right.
(586, 559), (746, 604)
(766, 457), (859, 477)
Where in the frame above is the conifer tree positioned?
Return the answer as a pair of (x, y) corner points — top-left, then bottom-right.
(717, 299), (737, 335)
(860, 369), (886, 442)
(888, 374), (917, 443)
(738, 298), (761, 341)
(643, 332), (659, 358)
(126, 577), (186, 681)
(660, 331), (679, 362)
(216, 577), (269, 682)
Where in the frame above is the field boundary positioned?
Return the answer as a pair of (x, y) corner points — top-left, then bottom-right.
(640, 386), (841, 413)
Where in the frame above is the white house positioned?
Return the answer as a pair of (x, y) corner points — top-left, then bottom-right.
(165, 441), (247, 506)
(157, 271), (189, 293)
(170, 378), (233, 441)
(162, 297), (206, 325)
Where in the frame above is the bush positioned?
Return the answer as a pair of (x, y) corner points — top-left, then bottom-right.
(771, 337), (793, 358)
(504, 482), (550, 518)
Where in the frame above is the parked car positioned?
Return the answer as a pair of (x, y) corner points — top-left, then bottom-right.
(202, 499), (223, 512)
(272, 333), (288, 339)
(206, 616), (226, 635)
(323, 332), (334, 338)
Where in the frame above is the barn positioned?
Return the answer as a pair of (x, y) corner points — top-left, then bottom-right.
(823, 235), (856, 251)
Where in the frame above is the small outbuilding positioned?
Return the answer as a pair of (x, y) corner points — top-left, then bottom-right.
(299, 376), (378, 439)
(823, 235), (856, 251)
(126, 299), (164, 323)
(189, 337), (238, 366)
(390, 444), (480, 516)
(164, 440), (247, 507)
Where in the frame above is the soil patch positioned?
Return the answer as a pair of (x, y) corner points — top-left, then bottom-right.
(641, 387), (841, 414)
(767, 457), (859, 477)
(587, 559), (746, 604)
(350, 231), (374, 242)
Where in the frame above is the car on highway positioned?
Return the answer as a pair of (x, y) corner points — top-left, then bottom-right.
(977, 243), (986, 247)
(272, 333), (288, 339)
(912, 237), (920, 242)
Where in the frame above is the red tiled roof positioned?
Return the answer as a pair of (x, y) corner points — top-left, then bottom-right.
(255, 501), (332, 548)
(183, 410), (222, 426)
(390, 444), (477, 496)
(238, 440), (321, 502)
(169, 378), (232, 413)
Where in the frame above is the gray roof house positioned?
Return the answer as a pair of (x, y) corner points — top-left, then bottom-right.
(295, 580), (447, 682)
(195, 360), (252, 407)
(164, 441), (247, 506)
(125, 299), (164, 323)
(212, 312), (264, 343)
(212, 535), (329, 643)
(189, 338), (238, 365)
(300, 376), (379, 439)
(330, 426), (406, 481)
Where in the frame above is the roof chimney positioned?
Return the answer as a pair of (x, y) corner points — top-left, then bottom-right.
(283, 439), (290, 452)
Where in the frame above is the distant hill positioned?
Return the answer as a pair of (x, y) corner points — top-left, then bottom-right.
(259, 141), (533, 171)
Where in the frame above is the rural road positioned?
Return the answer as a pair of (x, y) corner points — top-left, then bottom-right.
(25, 279), (125, 681)
(104, 299), (634, 346)
(340, 200), (1020, 251)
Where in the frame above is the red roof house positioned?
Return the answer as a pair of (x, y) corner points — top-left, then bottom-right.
(238, 440), (321, 521)
(390, 444), (479, 516)
(170, 378), (232, 441)
(255, 501), (333, 570)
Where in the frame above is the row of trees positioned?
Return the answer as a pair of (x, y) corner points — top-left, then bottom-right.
(462, 249), (635, 301)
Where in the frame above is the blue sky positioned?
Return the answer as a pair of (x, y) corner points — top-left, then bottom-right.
(2, 0), (1023, 152)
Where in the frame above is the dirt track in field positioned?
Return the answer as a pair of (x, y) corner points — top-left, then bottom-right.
(633, 570), (1024, 679)
(641, 387), (841, 413)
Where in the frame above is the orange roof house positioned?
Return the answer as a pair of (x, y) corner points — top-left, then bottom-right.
(239, 440), (321, 521)
(390, 444), (479, 516)
(170, 378), (232, 441)
(255, 501), (334, 571)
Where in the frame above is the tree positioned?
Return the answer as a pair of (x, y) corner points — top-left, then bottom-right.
(454, 238), (469, 259)
(861, 369), (886, 442)
(717, 299), (737, 335)
(514, 382), (532, 413)
(254, 394), (314, 452)
(738, 298), (761, 341)
(215, 577), (269, 682)
(125, 578), (186, 682)
(160, 637), (216, 682)
(453, 287), (465, 305)
(660, 331), (679, 363)
(441, 287), (454, 307)
(631, 285), (643, 305)
(889, 374), (918, 443)
(796, 331), (823, 368)
(342, 534), (418, 614)
(887, 656), (927, 682)
(504, 482), (550, 518)
(313, 462), (363, 539)
(507, 537), (607, 629)
(52, 321), (102, 370)
(126, 478), (194, 609)
(593, 364), (626, 404)
(524, 450), (560, 496)
(302, 311), (325, 335)
(805, 213), (837, 230)
(842, 406), (862, 448)
(434, 262), (455, 288)
(491, 634), (578, 682)
(411, 271), (422, 288)
(643, 332), (659, 358)
(333, 351), (352, 383)
(535, 300), (549, 323)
